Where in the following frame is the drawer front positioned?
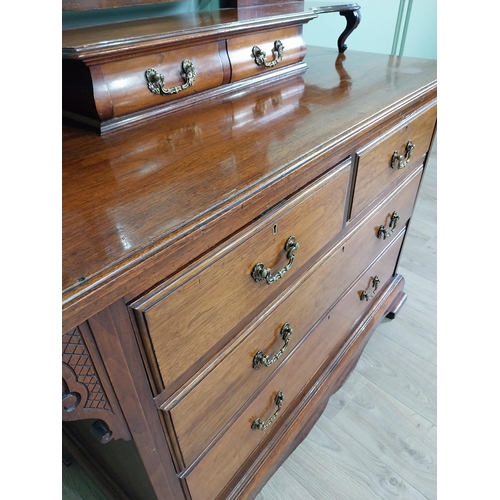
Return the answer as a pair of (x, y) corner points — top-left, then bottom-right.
(350, 103), (436, 219)
(227, 26), (306, 83)
(167, 240), (348, 468)
(165, 167), (422, 468)
(98, 41), (224, 118)
(184, 230), (406, 500)
(343, 164), (423, 277)
(131, 161), (350, 391)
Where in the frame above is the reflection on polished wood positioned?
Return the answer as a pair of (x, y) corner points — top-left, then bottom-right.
(256, 138), (438, 500)
(62, 44), (437, 500)
(63, 48), (437, 332)
(63, 140), (437, 496)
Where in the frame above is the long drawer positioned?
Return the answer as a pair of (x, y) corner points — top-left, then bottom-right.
(162, 164), (423, 469)
(184, 229), (406, 500)
(131, 160), (350, 392)
(350, 102), (436, 219)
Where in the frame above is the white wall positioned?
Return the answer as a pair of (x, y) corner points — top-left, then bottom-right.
(304, 0), (437, 60)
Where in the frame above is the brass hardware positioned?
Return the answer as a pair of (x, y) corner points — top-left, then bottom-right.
(377, 211), (400, 239)
(360, 276), (380, 301)
(145, 60), (196, 95)
(252, 40), (284, 68)
(251, 391), (284, 430)
(391, 140), (415, 169)
(252, 236), (300, 284)
(253, 323), (293, 370)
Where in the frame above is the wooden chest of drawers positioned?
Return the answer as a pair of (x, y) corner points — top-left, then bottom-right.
(62, 40), (437, 499)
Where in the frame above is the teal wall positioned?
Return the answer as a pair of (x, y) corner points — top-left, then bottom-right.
(62, 0), (221, 28)
(63, 0), (437, 60)
(304, 0), (437, 60)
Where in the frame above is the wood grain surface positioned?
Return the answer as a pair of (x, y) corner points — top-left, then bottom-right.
(62, 48), (437, 500)
(350, 104), (436, 220)
(255, 137), (438, 500)
(99, 41), (225, 117)
(183, 232), (405, 500)
(62, 48), (436, 332)
(62, 4), (315, 60)
(227, 26), (306, 81)
(153, 162), (424, 471)
(132, 160), (350, 393)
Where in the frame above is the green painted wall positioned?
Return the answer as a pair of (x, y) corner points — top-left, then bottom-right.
(63, 0), (436, 60)
(304, 0), (437, 60)
(62, 0), (220, 28)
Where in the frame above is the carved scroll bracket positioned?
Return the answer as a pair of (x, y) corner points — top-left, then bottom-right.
(311, 3), (362, 53)
(62, 326), (131, 443)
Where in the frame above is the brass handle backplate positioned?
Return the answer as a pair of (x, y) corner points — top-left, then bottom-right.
(377, 211), (400, 240)
(253, 323), (293, 370)
(360, 276), (380, 301)
(145, 60), (196, 95)
(252, 40), (284, 68)
(391, 140), (415, 169)
(252, 236), (300, 285)
(251, 391), (284, 431)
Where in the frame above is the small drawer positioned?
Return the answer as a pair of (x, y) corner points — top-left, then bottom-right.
(184, 230), (406, 500)
(350, 103), (436, 219)
(97, 41), (225, 118)
(343, 165), (423, 278)
(227, 26), (306, 83)
(163, 166), (422, 469)
(341, 228), (406, 329)
(131, 160), (350, 392)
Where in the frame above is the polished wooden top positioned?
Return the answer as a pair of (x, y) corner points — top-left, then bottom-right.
(63, 2), (315, 61)
(62, 48), (436, 330)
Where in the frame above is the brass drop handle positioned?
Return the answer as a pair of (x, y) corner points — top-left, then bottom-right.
(251, 391), (284, 431)
(252, 236), (300, 285)
(145, 60), (196, 95)
(360, 276), (380, 301)
(391, 140), (415, 169)
(253, 323), (293, 370)
(252, 40), (284, 68)
(377, 211), (400, 240)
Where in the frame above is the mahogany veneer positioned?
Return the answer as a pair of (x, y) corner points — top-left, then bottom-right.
(62, 30), (437, 499)
(62, 2), (316, 132)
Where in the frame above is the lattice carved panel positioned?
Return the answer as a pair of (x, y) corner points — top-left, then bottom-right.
(62, 327), (111, 411)
(62, 324), (131, 442)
